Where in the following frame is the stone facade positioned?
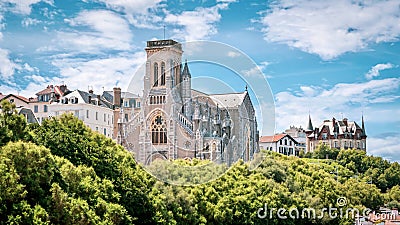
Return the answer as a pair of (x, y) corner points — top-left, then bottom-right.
(305, 115), (367, 152)
(120, 39), (259, 165)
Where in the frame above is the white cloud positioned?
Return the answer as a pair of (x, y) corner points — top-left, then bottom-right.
(21, 18), (41, 27)
(50, 52), (146, 95)
(0, 0), (53, 15)
(242, 61), (270, 78)
(365, 63), (394, 80)
(97, 0), (162, 14)
(0, 48), (18, 81)
(259, 0), (400, 60)
(95, 0), (163, 28)
(165, 4), (228, 41)
(274, 78), (400, 132)
(0, 14), (4, 41)
(368, 134), (400, 162)
(227, 51), (240, 58)
(59, 10), (132, 52)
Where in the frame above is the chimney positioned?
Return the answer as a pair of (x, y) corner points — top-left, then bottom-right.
(113, 87), (121, 107)
(97, 95), (101, 105)
(88, 95), (92, 104)
(343, 118), (348, 126)
(59, 84), (67, 93)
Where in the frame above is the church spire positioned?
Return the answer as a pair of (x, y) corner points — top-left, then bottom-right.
(182, 59), (191, 78)
(361, 114), (367, 137)
(306, 114), (313, 131)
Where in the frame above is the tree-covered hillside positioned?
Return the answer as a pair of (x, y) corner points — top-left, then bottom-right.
(1, 99), (399, 225)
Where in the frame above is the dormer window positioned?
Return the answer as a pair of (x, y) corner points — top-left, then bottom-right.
(123, 99), (129, 107)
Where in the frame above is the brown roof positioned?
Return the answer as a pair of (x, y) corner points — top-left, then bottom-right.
(259, 133), (287, 143)
(0, 94), (30, 103)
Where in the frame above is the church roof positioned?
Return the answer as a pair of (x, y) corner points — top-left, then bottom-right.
(209, 92), (247, 108)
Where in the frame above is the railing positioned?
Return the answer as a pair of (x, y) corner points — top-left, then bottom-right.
(177, 112), (193, 135)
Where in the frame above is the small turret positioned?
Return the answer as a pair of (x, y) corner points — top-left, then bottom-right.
(361, 115), (367, 138)
(306, 114), (313, 132)
(213, 104), (221, 125)
(223, 110), (231, 128)
(193, 98), (201, 121)
(181, 60), (192, 118)
(182, 59), (191, 78)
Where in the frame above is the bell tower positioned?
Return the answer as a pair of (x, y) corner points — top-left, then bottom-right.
(140, 39), (184, 163)
(143, 39), (183, 104)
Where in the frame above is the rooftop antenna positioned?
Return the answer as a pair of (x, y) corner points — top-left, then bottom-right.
(163, 25), (166, 39)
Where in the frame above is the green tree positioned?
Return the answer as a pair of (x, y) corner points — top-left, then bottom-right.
(0, 100), (28, 146)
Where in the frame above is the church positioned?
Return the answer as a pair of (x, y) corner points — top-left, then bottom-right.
(119, 39), (259, 166)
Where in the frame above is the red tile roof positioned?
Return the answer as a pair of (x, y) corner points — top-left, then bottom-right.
(35, 85), (69, 96)
(259, 133), (287, 143)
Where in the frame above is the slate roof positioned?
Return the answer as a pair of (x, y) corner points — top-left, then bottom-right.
(209, 92), (247, 108)
(79, 90), (113, 108)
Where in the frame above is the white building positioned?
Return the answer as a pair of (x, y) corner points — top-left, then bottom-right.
(259, 133), (299, 156)
(28, 84), (70, 123)
(284, 126), (307, 153)
(49, 90), (114, 138)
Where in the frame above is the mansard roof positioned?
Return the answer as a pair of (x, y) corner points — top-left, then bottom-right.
(102, 91), (139, 102)
(308, 117), (365, 138)
(59, 90), (113, 109)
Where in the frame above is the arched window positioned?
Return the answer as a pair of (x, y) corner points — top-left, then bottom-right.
(153, 63), (158, 87)
(161, 62), (166, 86)
(151, 115), (167, 144)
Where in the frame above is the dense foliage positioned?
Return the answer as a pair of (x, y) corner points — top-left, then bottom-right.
(0, 100), (399, 224)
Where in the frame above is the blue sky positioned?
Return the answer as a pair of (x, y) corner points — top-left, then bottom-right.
(0, 0), (399, 161)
